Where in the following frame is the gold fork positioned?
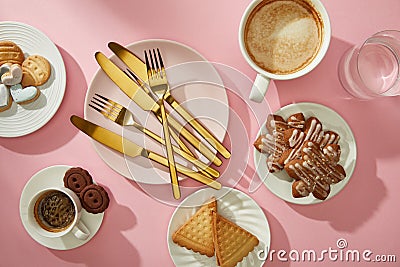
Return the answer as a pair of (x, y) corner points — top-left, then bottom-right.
(123, 68), (195, 159)
(88, 94), (219, 178)
(145, 48), (180, 199)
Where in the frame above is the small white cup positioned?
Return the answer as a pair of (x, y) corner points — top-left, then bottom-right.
(28, 187), (90, 240)
(239, 0), (331, 102)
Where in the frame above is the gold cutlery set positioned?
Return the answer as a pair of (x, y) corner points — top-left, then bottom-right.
(71, 42), (231, 199)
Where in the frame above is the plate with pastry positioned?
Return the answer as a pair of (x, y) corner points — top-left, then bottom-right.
(167, 187), (270, 267)
(0, 21), (66, 137)
(253, 102), (357, 205)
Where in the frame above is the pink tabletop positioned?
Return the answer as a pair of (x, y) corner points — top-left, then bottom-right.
(1, 0), (399, 266)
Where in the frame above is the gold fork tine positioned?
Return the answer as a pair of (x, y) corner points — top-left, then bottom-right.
(89, 97), (110, 117)
(95, 93), (122, 109)
(150, 49), (157, 72)
(144, 50), (152, 77)
(90, 95), (118, 119)
(156, 48), (166, 77)
(153, 49), (161, 74)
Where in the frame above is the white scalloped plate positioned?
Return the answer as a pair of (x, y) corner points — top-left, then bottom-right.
(167, 187), (270, 267)
(0, 21), (66, 137)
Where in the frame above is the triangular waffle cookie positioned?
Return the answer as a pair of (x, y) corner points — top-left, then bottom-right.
(172, 197), (217, 257)
(212, 212), (259, 267)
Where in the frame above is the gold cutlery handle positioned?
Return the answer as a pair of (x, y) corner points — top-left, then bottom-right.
(156, 112), (214, 178)
(153, 106), (195, 159)
(169, 115), (222, 166)
(165, 93), (231, 159)
(155, 108), (223, 166)
(141, 127), (219, 178)
(159, 100), (180, 199)
(166, 121), (193, 157)
(147, 151), (221, 190)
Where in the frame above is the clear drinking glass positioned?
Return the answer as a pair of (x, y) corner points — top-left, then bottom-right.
(338, 30), (400, 99)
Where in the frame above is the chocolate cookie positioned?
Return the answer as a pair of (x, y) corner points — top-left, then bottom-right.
(266, 114), (288, 133)
(63, 167), (93, 194)
(80, 184), (109, 214)
(285, 141), (346, 200)
(287, 112), (305, 129)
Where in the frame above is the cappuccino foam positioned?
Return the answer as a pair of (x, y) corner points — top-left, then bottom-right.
(245, 0), (322, 74)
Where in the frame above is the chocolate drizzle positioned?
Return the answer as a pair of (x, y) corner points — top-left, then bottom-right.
(254, 112), (346, 200)
(286, 141), (346, 199)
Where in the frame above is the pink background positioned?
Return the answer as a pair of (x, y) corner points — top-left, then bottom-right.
(1, 0), (400, 266)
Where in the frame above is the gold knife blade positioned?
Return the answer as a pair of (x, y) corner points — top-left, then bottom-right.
(95, 52), (157, 112)
(108, 42), (147, 82)
(95, 52), (193, 159)
(70, 115), (221, 190)
(95, 52), (222, 166)
(108, 42), (231, 159)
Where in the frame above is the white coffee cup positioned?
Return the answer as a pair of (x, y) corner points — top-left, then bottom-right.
(239, 0), (331, 102)
(28, 187), (90, 240)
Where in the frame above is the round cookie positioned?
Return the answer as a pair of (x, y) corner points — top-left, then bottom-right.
(63, 167), (93, 194)
(21, 55), (51, 87)
(79, 184), (110, 214)
(0, 41), (25, 65)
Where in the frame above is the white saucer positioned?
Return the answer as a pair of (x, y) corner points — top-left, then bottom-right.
(19, 165), (104, 250)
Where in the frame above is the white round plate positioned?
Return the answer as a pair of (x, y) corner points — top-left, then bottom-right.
(19, 165), (104, 250)
(167, 187), (270, 267)
(0, 21), (66, 137)
(85, 39), (229, 184)
(254, 102), (357, 205)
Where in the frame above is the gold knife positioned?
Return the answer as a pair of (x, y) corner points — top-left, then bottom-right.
(108, 41), (231, 159)
(70, 115), (221, 190)
(95, 52), (222, 166)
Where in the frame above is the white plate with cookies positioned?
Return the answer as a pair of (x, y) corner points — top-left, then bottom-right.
(0, 21), (66, 137)
(254, 102), (357, 205)
(167, 187), (270, 267)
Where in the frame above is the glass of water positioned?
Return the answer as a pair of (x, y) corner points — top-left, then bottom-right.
(338, 30), (400, 99)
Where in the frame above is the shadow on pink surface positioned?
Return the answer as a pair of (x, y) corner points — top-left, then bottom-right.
(219, 66), (275, 192)
(50, 185), (140, 266)
(273, 36), (396, 232)
(261, 209), (290, 267)
(0, 46), (87, 154)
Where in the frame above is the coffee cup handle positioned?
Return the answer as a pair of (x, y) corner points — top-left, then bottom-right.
(71, 220), (90, 240)
(250, 74), (270, 102)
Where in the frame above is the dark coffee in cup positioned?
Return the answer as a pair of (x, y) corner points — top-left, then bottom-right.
(244, 0), (324, 75)
(34, 190), (75, 232)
